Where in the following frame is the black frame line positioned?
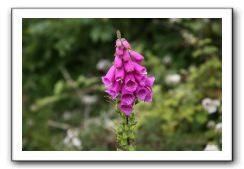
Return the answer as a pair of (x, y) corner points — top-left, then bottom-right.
(11, 7), (234, 163)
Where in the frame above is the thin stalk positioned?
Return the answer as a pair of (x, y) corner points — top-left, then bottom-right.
(126, 116), (130, 146)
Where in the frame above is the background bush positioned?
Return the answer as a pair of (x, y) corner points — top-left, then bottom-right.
(22, 18), (222, 151)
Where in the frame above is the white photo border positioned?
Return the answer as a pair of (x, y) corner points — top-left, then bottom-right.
(11, 8), (233, 161)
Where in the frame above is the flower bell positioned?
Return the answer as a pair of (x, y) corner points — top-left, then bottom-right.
(102, 65), (116, 86)
(114, 55), (123, 68)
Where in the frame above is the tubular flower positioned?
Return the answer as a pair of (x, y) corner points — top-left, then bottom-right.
(102, 65), (116, 86)
(130, 50), (144, 63)
(121, 87), (135, 105)
(102, 37), (155, 116)
(114, 55), (123, 68)
(124, 73), (138, 92)
(105, 81), (122, 99)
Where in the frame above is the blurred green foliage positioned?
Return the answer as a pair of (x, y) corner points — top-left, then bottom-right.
(22, 18), (222, 151)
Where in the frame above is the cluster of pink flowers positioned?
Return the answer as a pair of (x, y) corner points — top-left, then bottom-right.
(102, 38), (155, 116)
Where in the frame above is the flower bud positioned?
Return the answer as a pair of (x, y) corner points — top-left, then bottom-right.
(124, 60), (134, 72)
(134, 62), (147, 75)
(116, 38), (131, 49)
(116, 47), (123, 56)
(114, 55), (122, 68)
(130, 50), (144, 62)
(122, 39), (131, 49)
(123, 50), (130, 62)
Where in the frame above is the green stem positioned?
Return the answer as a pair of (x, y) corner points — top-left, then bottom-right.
(115, 99), (136, 151)
(126, 116), (130, 146)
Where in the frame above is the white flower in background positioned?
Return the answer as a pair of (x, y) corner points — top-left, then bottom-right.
(207, 120), (215, 129)
(215, 122), (222, 133)
(204, 144), (219, 151)
(67, 128), (78, 138)
(179, 69), (187, 75)
(63, 129), (82, 148)
(104, 117), (115, 130)
(165, 74), (181, 85)
(181, 30), (197, 44)
(202, 98), (220, 114)
(162, 55), (172, 65)
(72, 137), (82, 147)
(96, 59), (111, 71)
(81, 95), (98, 105)
(63, 111), (72, 120)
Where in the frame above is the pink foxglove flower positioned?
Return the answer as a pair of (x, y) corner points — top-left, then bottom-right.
(121, 87), (135, 105)
(102, 35), (155, 116)
(124, 60), (134, 73)
(123, 50), (131, 62)
(124, 73), (138, 92)
(133, 62), (147, 75)
(136, 86), (148, 101)
(102, 65), (116, 86)
(120, 103), (133, 116)
(116, 47), (123, 56)
(134, 74), (147, 86)
(114, 55), (123, 68)
(130, 50), (144, 63)
(105, 81), (122, 99)
(144, 89), (153, 102)
(115, 66), (125, 81)
(145, 76), (155, 88)
(116, 38), (131, 49)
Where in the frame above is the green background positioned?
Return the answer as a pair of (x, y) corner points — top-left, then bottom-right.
(22, 18), (222, 151)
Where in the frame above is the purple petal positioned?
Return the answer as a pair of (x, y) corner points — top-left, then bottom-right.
(144, 90), (152, 102)
(105, 81), (122, 99)
(115, 67), (125, 82)
(136, 86), (148, 101)
(134, 73), (147, 86)
(121, 93), (135, 105)
(123, 50), (130, 62)
(116, 47), (123, 56)
(120, 103), (133, 116)
(116, 38), (131, 49)
(121, 87), (135, 105)
(114, 55), (122, 68)
(130, 50), (144, 62)
(124, 60), (134, 72)
(122, 40), (131, 49)
(116, 39), (123, 48)
(134, 62), (147, 75)
(124, 73), (138, 92)
(146, 76), (155, 88)
(101, 65), (115, 86)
